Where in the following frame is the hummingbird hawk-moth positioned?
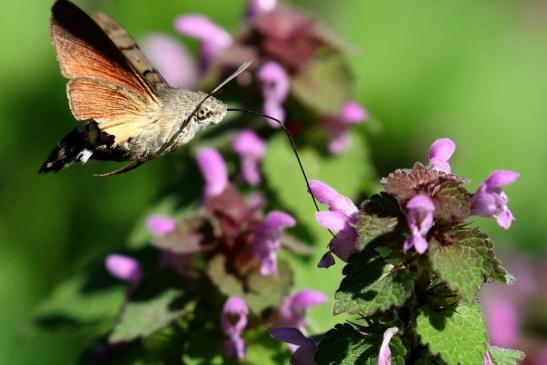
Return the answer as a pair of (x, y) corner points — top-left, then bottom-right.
(39, 0), (250, 176)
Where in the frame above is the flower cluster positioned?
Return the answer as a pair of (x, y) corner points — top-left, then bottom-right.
(100, 136), (328, 361)
(269, 137), (521, 364)
(305, 137), (519, 267)
(141, 0), (367, 154)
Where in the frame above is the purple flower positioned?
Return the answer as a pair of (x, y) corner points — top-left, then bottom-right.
(483, 351), (493, 365)
(220, 296), (249, 360)
(233, 129), (266, 186)
(278, 289), (328, 329)
(246, 0), (277, 18)
(270, 327), (317, 365)
(483, 296), (519, 347)
(146, 214), (176, 237)
(105, 254), (142, 285)
(378, 327), (398, 365)
(324, 100), (368, 154)
(471, 170), (519, 229)
(257, 61), (290, 126)
(174, 15), (232, 70)
(428, 138), (456, 173)
(141, 33), (197, 88)
(403, 195), (435, 254)
(196, 148), (229, 199)
(254, 211), (296, 275)
(309, 180), (359, 268)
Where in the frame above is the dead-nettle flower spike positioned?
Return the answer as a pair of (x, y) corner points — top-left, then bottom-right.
(403, 194), (435, 254)
(220, 296), (249, 360)
(471, 170), (520, 229)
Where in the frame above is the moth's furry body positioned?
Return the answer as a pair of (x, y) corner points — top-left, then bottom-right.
(39, 0), (230, 175)
(98, 88), (226, 161)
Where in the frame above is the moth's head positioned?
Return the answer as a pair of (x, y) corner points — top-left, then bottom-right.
(194, 94), (227, 126)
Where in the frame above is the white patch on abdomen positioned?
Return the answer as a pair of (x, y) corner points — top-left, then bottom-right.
(77, 149), (93, 164)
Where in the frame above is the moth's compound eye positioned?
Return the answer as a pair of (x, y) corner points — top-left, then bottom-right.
(196, 105), (211, 121)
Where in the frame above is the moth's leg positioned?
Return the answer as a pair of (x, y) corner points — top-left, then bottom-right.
(93, 160), (145, 177)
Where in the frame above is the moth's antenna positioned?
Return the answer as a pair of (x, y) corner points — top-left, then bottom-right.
(227, 107), (336, 239)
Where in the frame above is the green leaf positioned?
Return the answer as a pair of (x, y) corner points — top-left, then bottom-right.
(35, 269), (125, 325)
(243, 329), (291, 365)
(291, 51), (352, 115)
(488, 346), (525, 365)
(109, 289), (192, 343)
(315, 323), (372, 365)
(484, 249), (515, 285)
(315, 323), (406, 365)
(152, 216), (215, 254)
(429, 228), (508, 302)
(206, 255), (245, 297)
(334, 251), (413, 316)
(206, 255), (294, 314)
(416, 303), (487, 365)
(245, 260), (294, 314)
(263, 130), (373, 242)
(432, 181), (471, 223)
(357, 193), (402, 249)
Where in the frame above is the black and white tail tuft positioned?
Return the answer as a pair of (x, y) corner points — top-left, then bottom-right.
(38, 122), (98, 174)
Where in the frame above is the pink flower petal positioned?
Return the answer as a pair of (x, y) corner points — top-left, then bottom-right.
(233, 130), (266, 159)
(220, 296), (248, 336)
(309, 180), (358, 217)
(270, 327), (315, 348)
(328, 132), (352, 154)
(174, 15), (232, 47)
(317, 251), (335, 268)
(263, 99), (286, 125)
(258, 61), (290, 101)
(341, 101), (367, 124)
(146, 215), (176, 237)
(378, 327), (398, 365)
(105, 254), (142, 284)
(247, 0), (277, 18)
(289, 289), (328, 309)
(406, 194), (435, 212)
(428, 138), (456, 162)
(315, 211), (347, 232)
(196, 148), (228, 198)
(485, 170), (520, 189)
(141, 33), (197, 88)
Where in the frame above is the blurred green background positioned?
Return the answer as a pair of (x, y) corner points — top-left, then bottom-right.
(0, 0), (545, 363)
